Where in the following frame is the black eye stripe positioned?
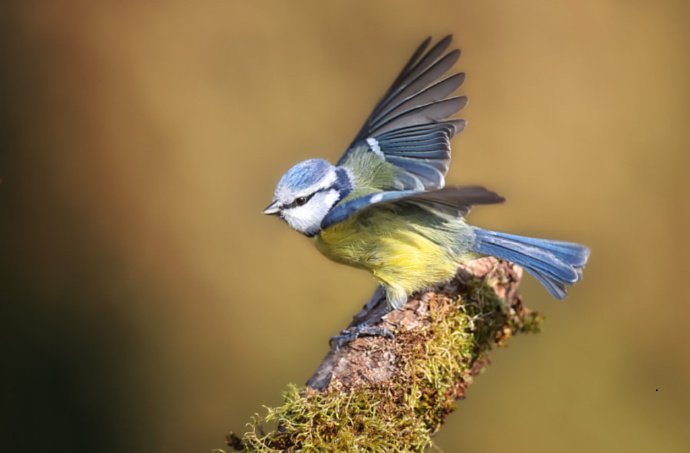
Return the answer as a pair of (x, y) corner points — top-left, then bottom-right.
(285, 191), (317, 209)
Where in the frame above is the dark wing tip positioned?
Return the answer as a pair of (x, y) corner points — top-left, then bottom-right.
(454, 95), (469, 112)
(449, 118), (467, 136)
(446, 48), (461, 60)
(447, 185), (506, 204)
(438, 34), (453, 47)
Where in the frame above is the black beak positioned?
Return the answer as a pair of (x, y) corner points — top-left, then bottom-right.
(262, 200), (281, 215)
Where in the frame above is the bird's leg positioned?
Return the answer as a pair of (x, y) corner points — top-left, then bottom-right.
(330, 286), (395, 349)
(349, 285), (386, 327)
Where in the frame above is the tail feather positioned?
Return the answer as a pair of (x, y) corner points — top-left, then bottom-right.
(471, 228), (590, 300)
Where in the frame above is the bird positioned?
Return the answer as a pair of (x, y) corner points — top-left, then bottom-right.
(263, 35), (590, 315)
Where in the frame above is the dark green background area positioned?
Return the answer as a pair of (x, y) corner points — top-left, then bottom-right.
(1, 1), (689, 452)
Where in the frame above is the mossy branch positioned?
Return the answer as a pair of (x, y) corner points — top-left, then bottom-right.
(225, 257), (543, 452)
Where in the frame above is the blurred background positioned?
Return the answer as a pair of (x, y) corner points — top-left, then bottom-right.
(1, 1), (689, 452)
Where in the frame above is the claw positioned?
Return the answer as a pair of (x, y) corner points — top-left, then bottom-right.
(329, 323), (395, 349)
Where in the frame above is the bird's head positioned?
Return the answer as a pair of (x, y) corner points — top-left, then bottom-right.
(263, 159), (352, 236)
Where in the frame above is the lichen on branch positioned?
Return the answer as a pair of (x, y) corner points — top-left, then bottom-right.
(226, 258), (543, 452)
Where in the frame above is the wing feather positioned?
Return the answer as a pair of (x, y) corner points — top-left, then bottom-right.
(321, 186), (504, 229)
(337, 36), (466, 191)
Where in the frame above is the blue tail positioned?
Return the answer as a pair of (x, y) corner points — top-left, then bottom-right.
(471, 228), (590, 299)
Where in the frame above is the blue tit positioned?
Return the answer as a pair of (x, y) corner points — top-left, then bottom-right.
(264, 35), (590, 310)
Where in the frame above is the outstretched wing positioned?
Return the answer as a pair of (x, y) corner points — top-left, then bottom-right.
(337, 35), (467, 190)
(321, 186), (504, 230)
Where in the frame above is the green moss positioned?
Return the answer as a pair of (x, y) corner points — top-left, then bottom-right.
(228, 273), (542, 452)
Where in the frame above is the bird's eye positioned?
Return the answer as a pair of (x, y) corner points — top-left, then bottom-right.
(288, 193), (316, 209)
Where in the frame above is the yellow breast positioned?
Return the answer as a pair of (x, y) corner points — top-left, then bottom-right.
(313, 207), (470, 297)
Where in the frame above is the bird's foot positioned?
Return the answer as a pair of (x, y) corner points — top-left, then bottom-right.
(329, 323), (395, 350)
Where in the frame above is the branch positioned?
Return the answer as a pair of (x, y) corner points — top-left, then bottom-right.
(226, 257), (543, 452)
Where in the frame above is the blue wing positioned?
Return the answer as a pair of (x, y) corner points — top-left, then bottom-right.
(337, 35), (467, 190)
(321, 186), (504, 230)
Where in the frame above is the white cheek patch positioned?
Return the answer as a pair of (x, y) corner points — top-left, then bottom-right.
(366, 137), (383, 157)
(320, 190), (341, 215)
(283, 189), (341, 235)
(285, 206), (318, 233)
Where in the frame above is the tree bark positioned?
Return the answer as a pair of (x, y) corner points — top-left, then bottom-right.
(226, 257), (542, 452)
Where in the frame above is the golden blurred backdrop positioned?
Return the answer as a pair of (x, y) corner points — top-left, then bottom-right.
(1, 1), (689, 452)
